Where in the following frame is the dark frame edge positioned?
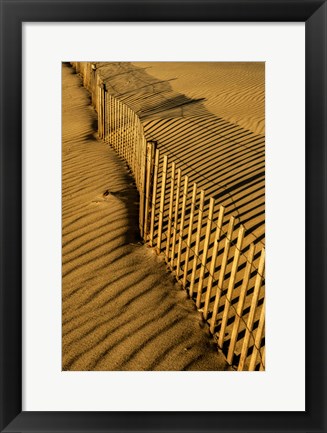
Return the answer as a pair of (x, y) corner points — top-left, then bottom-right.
(305, 1), (327, 432)
(0, 0), (326, 432)
(0, 0), (23, 432)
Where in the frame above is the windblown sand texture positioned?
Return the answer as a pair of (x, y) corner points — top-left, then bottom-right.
(91, 62), (265, 249)
(62, 64), (229, 371)
(80, 62), (265, 367)
(134, 62), (265, 136)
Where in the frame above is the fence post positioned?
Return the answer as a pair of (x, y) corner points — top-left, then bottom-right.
(102, 84), (106, 140)
(170, 169), (182, 268)
(196, 197), (215, 307)
(104, 88), (107, 142)
(203, 205), (225, 319)
(113, 97), (117, 150)
(133, 114), (137, 180)
(116, 99), (119, 152)
(149, 148), (160, 247)
(121, 103), (125, 159)
(123, 104), (128, 162)
(227, 243), (255, 365)
(144, 141), (155, 240)
(139, 134), (147, 239)
(105, 86), (108, 140)
(91, 63), (96, 106)
(210, 216), (235, 334)
(118, 101), (122, 154)
(133, 114), (138, 184)
(157, 155), (168, 253)
(98, 82), (102, 138)
(129, 109), (133, 170)
(165, 162), (176, 262)
(189, 190), (205, 297)
(176, 175), (189, 279)
(218, 225), (245, 348)
(124, 103), (128, 161)
(182, 183), (197, 288)
(249, 298), (265, 371)
(238, 247), (265, 371)
(259, 347), (265, 371)
(115, 98), (119, 151)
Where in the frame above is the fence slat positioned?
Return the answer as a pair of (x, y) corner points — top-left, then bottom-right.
(125, 105), (128, 162)
(144, 142), (155, 240)
(110, 95), (113, 146)
(189, 190), (205, 297)
(116, 98), (119, 151)
(218, 225), (245, 348)
(165, 162), (176, 261)
(122, 102), (125, 155)
(119, 102), (123, 155)
(196, 197), (215, 308)
(133, 115), (138, 183)
(157, 155), (168, 253)
(170, 169), (182, 268)
(227, 243), (255, 365)
(98, 83), (102, 138)
(238, 248), (265, 371)
(108, 93), (111, 144)
(203, 205), (225, 319)
(259, 347), (265, 371)
(112, 95), (115, 145)
(102, 86), (106, 140)
(137, 131), (142, 233)
(139, 134), (146, 239)
(113, 97), (116, 149)
(130, 112), (134, 172)
(118, 100), (121, 153)
(126, 106), (130, 163)
(105, 91), (108, 143)
(182, 183), (197, 288)
(210, 216), (235, 334)
(123, 104), (126, 158)
(116, 98), (119, 150)
(249, 298), (265, 371)
(176, 176), (189, 279)
(126, 105), (129, 163)
(117, 101), (125, 158)
(149, 149), (160, 247)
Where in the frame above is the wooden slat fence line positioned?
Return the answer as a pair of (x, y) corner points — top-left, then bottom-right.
(73, 62), (266, 371)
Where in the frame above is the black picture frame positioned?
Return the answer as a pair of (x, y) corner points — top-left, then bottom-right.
(0, 1), (326, 432)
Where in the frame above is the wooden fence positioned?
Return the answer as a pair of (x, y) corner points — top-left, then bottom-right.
(72, 62), (266, 371)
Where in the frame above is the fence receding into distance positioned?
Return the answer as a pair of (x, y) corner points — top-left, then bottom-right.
(71, 62), (266, 371)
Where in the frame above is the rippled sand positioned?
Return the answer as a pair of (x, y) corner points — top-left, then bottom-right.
(133, 62), (265, 135)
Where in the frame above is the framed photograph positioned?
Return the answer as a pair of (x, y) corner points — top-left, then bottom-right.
(0, 0), (326, 432)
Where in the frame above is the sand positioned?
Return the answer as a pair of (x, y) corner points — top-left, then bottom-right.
(133, 62), (265, 136)
(62, 63), (229, 371)
(80, 62), (265, 366)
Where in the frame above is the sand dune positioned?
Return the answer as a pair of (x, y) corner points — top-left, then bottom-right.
(62, 64), (229, 371)
(82, 62), (265, 367)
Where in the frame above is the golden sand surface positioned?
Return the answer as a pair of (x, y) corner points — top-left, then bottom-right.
(133, 62), (265, 135)
(96, 62), (265, 250)
(62, 64), (229, 371)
